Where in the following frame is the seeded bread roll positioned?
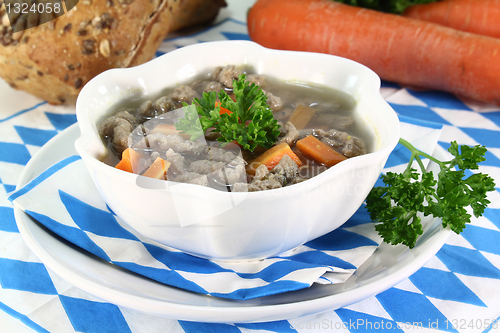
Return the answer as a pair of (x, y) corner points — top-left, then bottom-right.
(0, 0), (226, 105)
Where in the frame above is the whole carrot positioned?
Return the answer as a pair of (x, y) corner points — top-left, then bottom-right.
(247, 0), (500, 105)
(403, 0), (500, 39)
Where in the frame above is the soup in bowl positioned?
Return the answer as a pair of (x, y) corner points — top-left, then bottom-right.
(75, 41), (400, 261)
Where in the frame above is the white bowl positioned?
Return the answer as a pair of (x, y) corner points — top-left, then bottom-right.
(75, 40), (400, 261)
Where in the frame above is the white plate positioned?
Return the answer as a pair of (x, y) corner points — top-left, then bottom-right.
(14, 123), (451, 323)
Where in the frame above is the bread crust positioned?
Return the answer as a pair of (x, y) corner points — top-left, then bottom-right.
(0, 0), (226, 104)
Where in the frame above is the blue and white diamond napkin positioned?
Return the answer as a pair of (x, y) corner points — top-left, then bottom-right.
(9, 115), (442, 301)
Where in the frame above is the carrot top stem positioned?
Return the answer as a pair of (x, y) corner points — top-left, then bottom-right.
(332, 0), (441, 14)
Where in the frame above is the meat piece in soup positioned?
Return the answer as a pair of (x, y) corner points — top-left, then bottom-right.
(98, 65), (371, 191)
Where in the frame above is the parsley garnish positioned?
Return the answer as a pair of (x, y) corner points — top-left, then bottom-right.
(366, 138), (496, 248)
(175, 74), (281, 151)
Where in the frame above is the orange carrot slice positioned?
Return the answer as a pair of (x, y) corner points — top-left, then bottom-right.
(219, 107), (233, 115)
(149, 123), (191, 139)
(289, 104), (316, 130)
(142, 157), (170, 180)
(115, 148), (141, 173)
(215, 101), (232, 115)
(296, 135), (347, 167)
(247, 142), (303, 175)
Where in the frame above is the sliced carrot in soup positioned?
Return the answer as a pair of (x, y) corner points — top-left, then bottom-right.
(289, 104), (316, 130)
(247, 142), (303, 175)
(296, 135), (347, 167)
(142, 157), (171, 180)
(115, 147), (141, 173)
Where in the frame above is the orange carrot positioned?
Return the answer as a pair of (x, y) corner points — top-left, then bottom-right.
(403, 0), (500, 39)
(115, 147), (141, 173)
(247, 142), (303, 175)
(219, 107), (232, 115)
(296, 135), (346, 167)
(247, 0), (500, 105)
(149, 123), (191, 139)
(215, 101), (232, 115)
(289, 104), (316, 130)
(142, 157), (170, 180)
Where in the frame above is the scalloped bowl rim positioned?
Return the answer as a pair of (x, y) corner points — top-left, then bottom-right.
(75, 41), (400, 197)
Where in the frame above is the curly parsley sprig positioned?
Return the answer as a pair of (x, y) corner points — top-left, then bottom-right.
(366, 139), (496, 248)
(175, 74), (281, 152)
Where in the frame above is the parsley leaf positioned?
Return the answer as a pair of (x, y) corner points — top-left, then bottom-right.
(173, 104), (205, 141)
(366, 138), (496, 248)
(175, 74), (281, 151)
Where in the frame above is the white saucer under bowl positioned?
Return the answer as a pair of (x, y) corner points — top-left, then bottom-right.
(14, 124), (450, 323)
